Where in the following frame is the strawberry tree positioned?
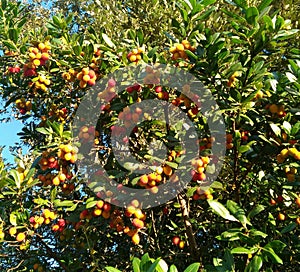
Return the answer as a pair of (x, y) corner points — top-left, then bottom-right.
(0, 0), (300, 271)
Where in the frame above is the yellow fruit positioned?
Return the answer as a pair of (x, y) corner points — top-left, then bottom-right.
(278, 213), (285, 221)
(82, 67), (89, 75)
(52, 176), (60, 186)
(9, 227), (17, 236)
(176, 43), (185, 51)
(63, 144), (73, 153)
(132, 232), (140, 245)
(280, 149), (289, 158)
(16, 232), (26, 242)
(64, 152), (72, 161)
(129, 54), (137, 62)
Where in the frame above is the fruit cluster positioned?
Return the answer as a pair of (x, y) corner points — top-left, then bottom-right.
(118, 106), (143, 128)
(78, 125), (99, 144)
(57, 144), (78, 164)
(227, 71), (240, 87)
(39, 152), (59, 171)
(15, 98), (32, 115)
(52, 219), (66, 232)
(28, 42), (51, 67)
(172, 236), (185, 249)
(199, 137), (215, 151)
(193, 187), (213, 200)
(268, 104), (286, 118)
(32, 74), (51, 93)
(127, 47), (144, 63)
(90, 48), (102, 70)
(126, 83), (142, 93)
(29, 209), (56, 229)
(138, 167), (163, 194)
(48, 106), (68, 122)
(169, 40), (195, 60)
(124, 201), (146, 245)
(191, 157), (210, 182)
(277, 147), (300, 164)
(8, 66), (21, 73)
(76, 67), (97, 88)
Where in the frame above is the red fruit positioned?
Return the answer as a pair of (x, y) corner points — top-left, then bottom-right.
(80, 209), (89, 220)
(58, 219), (66, 227)
(269, 199), (276, 206)
(19, 108), (26, 115)
(126, 86), (134, 93)
(133, 83), (141, 91)
(103, 203), (111, 212)
(172, 236), (180, 245)
(155, 86), (162, 93)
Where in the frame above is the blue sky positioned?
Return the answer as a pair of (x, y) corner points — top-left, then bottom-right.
(0, 116), (24, 164)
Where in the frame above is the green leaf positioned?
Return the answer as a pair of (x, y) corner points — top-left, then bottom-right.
(257, 0), (273, 12)
(239, 145), (251, 154)
(207, 200), (238, 222)
(3, 40), (17, 50)
(216, 228), (243, 241)
(245, 256), (263, 272)
(73, 45), (82, 56)
(226, 200), (252, 227)
(247, 205), (265, 218)
(249, 229), (268, 238)
(10, 213), (17, 226)
(280, 222), (297, 234)
(102, 33), (116, 49)
(245, 7), (259, 25)
(8, 28), (19, 43)
(261, 247), (283, 264)
(183, 263), (200, 272)
(54, 200), (74, 207)
(165, 161), (178, 169)
(86, 200), (98, 209)
(50, 187), (57, 202)
(169, 264), (179, 272)
(132, 257), (141, 272)
(265, 240), (286, 253)
(105, 267), (122, 272)
(231, 247), (255, 254)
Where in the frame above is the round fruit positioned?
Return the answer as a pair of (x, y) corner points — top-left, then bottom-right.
(172, 236), (180, 245)
(278, 213), (285, 221)
(16, 232), (26, 242)
(132, 232), (140, 245)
